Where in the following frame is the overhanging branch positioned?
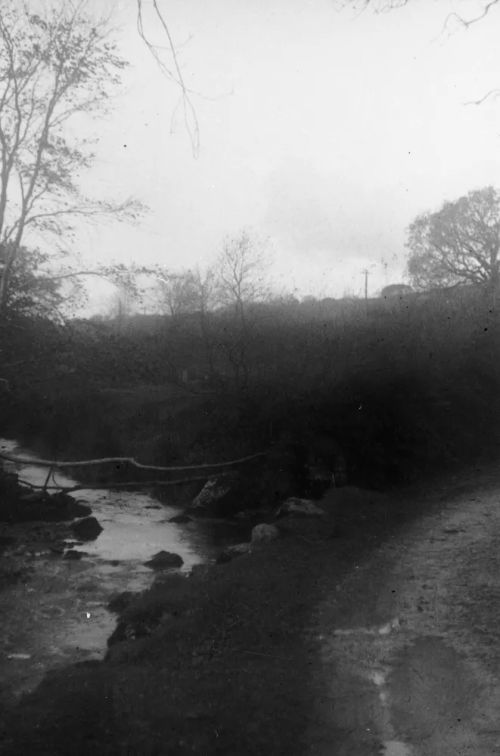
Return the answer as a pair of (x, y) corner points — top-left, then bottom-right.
(0, 449), (268, 472)
(136, 0), (199, 157)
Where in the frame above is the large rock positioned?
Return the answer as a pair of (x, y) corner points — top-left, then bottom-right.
(216, 542), (251, 564)
(71, 516), (103, 541)
(251, 523), (280, 543)
(144, 550), (183, 570)
(276, 497), (325, 518)
(191, 478), (232, 510)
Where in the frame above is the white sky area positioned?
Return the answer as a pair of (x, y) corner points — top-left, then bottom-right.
(66, 0), (500, 310)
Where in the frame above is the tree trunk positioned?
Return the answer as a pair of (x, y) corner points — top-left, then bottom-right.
(0, 243), (18, 314)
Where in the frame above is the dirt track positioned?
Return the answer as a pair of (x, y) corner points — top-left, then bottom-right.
(308, 474), (500, 755)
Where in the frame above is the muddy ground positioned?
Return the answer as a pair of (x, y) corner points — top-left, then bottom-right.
(1, 461), (500, 754)
(309, 468), (500, 755)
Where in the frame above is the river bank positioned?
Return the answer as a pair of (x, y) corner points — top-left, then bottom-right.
(2, 446), (482, 755)
(2, 428), (499, 754)
(0, 438), (252, 708)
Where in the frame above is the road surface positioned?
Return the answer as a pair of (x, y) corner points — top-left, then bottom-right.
(308, 472), (500, 755)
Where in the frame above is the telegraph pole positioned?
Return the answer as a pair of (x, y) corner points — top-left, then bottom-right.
(362, 268), (369, 301)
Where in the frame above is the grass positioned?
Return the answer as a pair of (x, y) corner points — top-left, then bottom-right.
(0, 483), (437, 756)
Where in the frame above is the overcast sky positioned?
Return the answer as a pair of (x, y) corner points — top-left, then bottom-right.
(74, 0), (500, 307)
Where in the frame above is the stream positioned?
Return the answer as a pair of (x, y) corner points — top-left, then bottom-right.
(0, 438), (246, 704)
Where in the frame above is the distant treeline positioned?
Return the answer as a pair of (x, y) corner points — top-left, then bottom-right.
(1, 283), (498, 487)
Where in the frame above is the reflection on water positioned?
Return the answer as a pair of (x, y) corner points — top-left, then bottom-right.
(0, 439), (247, 701)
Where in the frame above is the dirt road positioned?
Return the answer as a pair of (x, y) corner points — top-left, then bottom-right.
(308, 474), (500, 755)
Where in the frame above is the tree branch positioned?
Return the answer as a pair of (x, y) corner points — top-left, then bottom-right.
(136, 0), (199, 157)
(23, 198), (143, 228)
(0, 449), (268, 472)
(443, 0), (500, 32)
(464, 88), (500, 106)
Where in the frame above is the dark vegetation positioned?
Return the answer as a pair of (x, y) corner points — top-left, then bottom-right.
(1, 282), (499, 492)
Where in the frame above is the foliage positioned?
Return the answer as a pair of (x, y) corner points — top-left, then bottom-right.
(0, 1), (142, 314)
(406, 187), (500, 291)
(4, 281), (500, 487)
(2, 243), (65, 319)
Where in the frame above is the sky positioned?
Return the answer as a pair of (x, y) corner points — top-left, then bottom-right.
(69, 0), (500, 309)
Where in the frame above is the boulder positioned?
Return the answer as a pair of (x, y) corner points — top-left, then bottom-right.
(216, 542), (251, 564)
(191, 478), (232, 510)
(251, 523), (280, 543)
(144, 550), (184, 570)
(71, 516), (103, 541)
(276, 497), (325, 518)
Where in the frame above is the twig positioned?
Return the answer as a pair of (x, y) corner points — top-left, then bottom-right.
(443, 0), (500, 32)
(464, 88), (500, 106)
(136, 0), (200, 156)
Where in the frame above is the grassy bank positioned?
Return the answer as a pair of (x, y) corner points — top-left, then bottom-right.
(1, 482), (435, 756)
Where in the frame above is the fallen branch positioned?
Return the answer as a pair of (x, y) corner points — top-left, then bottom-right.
(0, 450), (268, 472)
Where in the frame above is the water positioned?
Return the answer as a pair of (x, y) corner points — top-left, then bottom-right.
(0, 439), (247, 701)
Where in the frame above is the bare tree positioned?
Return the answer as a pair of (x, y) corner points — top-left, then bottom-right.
(216, 230), (270, 319)
(0, 1), (142, 315)
(191, 265), (220, 380)
(214, 230), (270, 388)
(154, 269), (200, 320)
